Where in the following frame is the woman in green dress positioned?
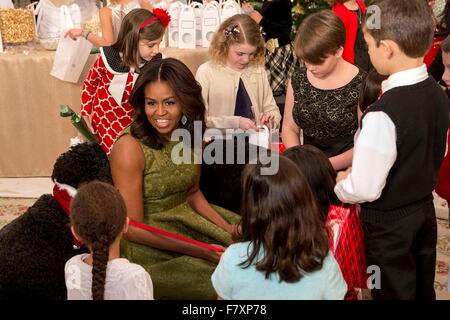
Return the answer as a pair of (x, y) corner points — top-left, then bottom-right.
(109, 58), (241, 299)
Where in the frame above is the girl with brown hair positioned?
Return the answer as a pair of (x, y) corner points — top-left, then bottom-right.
(282, 9), (366, 171)
(65, 181), (153, 300)
(211, 156), (347, 299)
(80, 8), (169, 155)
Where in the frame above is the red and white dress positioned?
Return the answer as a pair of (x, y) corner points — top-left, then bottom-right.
(81, 47), (161, 154)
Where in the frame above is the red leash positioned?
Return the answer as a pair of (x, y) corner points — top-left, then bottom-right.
(128, 220), (224, 253)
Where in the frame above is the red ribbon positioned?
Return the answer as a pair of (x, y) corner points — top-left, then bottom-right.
(128, 220), (224, 252)
(52, 185), (84, 248)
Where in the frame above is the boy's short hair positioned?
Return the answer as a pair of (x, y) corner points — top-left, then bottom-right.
(294, 9), (346, 65)
(363, 0), (434, 58)
(442, 35), (450, 54)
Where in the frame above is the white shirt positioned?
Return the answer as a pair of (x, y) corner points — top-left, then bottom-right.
(65, 253), (154, 300)
(334, 65), (429, 203)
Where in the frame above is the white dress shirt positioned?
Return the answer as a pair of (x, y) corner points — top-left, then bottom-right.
(334, 65), (429, 204)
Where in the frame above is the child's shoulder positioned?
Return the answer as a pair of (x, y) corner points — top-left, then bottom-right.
(64, 253), (89, 270)
(110, 258), (149, 277)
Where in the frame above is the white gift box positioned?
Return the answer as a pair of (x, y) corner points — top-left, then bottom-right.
(190, 1), (203, 46)
(178, 4), (196, 49)
(201, 1), (220, 48)
(220, 0), (241, 22)
(168, 1), (183, 47)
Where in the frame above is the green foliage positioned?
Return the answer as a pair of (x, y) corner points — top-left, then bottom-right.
(291, 0), (331, 30)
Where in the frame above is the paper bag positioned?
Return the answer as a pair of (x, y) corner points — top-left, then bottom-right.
(50, 35), (92, 83)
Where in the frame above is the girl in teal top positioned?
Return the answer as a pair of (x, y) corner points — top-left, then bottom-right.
(211, 156), (347, 300)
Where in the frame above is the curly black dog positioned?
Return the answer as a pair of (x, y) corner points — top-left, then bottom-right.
(0, 142), (112, 300)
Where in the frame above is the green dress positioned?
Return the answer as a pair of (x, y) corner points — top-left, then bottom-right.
(120, 135), (240, 299)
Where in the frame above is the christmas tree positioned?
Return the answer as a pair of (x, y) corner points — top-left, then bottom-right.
(291, 0), (331, 29)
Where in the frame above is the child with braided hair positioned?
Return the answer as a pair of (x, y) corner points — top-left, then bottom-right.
(64, 181), (153, 300)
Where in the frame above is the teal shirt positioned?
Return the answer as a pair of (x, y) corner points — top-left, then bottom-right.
(211, 242), (347, 300)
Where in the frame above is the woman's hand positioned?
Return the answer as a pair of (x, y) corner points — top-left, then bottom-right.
(65, 28), (83, 40)
(242, 2), (254, 14)
(202, 244), (226, 264)
(259, 112), (275, 129)
(239, 117), (257, 130)
(224, 223), (241, 238)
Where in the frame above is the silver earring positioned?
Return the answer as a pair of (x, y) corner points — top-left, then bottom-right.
(181, 114), (188, 125)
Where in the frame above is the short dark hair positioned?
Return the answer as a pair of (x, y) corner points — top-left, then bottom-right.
(363, 0), (434, 58)
(129, 58), (206, 150)
(70, 181), (127, 300)
(236, 156), (329, 283)
(113, 9), (166, 71)
(294, 9), (346, 64)
(283, 145), (340, 221)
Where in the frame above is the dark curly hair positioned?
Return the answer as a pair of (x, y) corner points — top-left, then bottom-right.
(70, 181), (127, 300)
(283, 145), (341, 222)
(51, 142), (112, 188)
(236, 156), (329, 283)
(129, 58), (206, 150)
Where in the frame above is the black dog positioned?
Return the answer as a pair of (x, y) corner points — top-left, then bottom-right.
(0, 143), (112, 300)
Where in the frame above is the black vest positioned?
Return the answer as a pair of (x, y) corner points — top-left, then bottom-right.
(360, 77), (449, 222)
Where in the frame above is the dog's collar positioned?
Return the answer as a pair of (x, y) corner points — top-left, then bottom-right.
(52, 183), (83, 249)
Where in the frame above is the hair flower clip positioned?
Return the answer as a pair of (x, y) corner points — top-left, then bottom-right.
(153, 8), (171, 28)
(140, 8), (171, 30)
(224, 25), (241, 39)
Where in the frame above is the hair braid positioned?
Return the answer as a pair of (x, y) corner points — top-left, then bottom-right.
(91, 240), (109, 300)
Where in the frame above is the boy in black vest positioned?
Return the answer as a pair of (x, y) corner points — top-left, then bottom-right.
(334, 0), (449, 300)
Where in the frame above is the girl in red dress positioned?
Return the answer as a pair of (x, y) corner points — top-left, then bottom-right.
(81, 8), (170, 154)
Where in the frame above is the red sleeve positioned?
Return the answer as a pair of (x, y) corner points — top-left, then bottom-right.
(332, 5), (355, 64)
(436, 129), (450, 202)
(80, 55), (105, 117)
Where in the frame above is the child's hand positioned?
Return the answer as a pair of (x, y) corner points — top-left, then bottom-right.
(259, 113), (275, 129)
(65, 28), (83, 41)
(239, 117), (257, 130)
(336, 167), (352, 183)
(242, 2), (254, 14)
